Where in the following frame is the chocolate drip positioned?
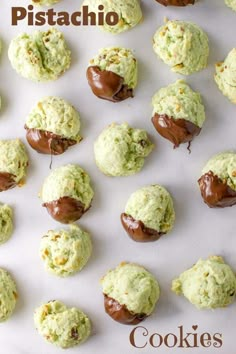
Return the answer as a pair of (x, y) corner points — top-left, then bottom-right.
(104, 295), (147, 325)
(121, 213), (164, 242)
(198, 171), (236, 208)
(155, 0), (195, 6)
(25, 126), (77, 155)
(152, 113), (201, 150)
(0, 172), (17, 192)
(86, 66), (133, 103)
(43, 196), (88, 223)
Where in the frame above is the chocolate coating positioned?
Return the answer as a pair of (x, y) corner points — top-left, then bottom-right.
(86, 66), (133, 103)
(104, 295), (147, 325)
(43, 196), (88, 224)
(198, 171), (236, 208)
(155, 0), (195, 6)
(152, 113), (201, 150)
(25, 126), (77, 155)
(121, 213), (164, 242)
(0, 172), (17, 192)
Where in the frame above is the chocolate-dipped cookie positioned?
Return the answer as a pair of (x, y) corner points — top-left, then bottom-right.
(25, 97), (81, 155)
(0, 139), (28, 192)
(101, 263), (160, 325)
(87, 47), (137, 102)
(151, 80), (205, 150)
(155, 0), (195, 6)
(198, 152), (236, 208)
(121, 185), (175, 242)
(40, 164), (94, 223)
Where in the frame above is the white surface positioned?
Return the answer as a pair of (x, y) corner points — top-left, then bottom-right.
(0, 1), (236, 353)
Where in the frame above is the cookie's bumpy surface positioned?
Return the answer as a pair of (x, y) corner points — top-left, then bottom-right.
(153, 20), (209, 75)
(8, 28), (71, 82)
(94, 123), (154, 177)
(215, 48), (236, 103)
(34, 300), (91, 348)
(172, 256), (236, 309)
(0, 204), (13, 245)
(40, 224), (92, 277)
(82, 0), (142, 34)
(101, 263), (160, 324)
(0, 268), (17, 322)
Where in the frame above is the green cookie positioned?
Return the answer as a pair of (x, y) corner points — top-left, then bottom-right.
(153, 20), (209, 75)
(172, 256), (236, 309)
(34, 300), (91, 348)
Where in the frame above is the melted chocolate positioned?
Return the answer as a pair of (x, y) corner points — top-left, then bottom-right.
(0, 172), (17, 192)
(121, 213), (164, 242)
(155, 0), (195, 5)
(152, 113), (201, 150)
(25, 126), (77, 155)
(43, 196), (88, 224)
(104, 295), (147, 325)
(86, 66), (133, 103)
(198, 171), (236, 208)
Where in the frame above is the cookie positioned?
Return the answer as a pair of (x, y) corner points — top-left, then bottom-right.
(25, 97), (81, 155)
(0, 268), (17, 322)
(8, 28), (71, 82)
(198, 152), (236, 208)
(151, 80), (205, 149)
(32, 0), (60, 5)
(153, 20), (209, 75)
(40, 164), (94, 223)
(101, 262), (160, 324)
(40, 224), (92, 277)
(82, 0), (142, 34)
(121, 185), (175, 242)
(0, 139), (28, 192)
(225, 0), (236, 11)
(94, 123), (153, 177)
(172, 256), (236, 309)
(215, 48), (236, 103)
(0, 204), (13, 245)
(34, 300), (91, 348)
(87, 47), (138, 102)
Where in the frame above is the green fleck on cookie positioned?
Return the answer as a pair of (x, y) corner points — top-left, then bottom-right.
(172, 256), (236, 309)
(215, 48), (236, 103)
(40, 224), (92, 277)
(82, 0), (142, 34)
(0, 268), (17, 322)
(8, 28), (71, 82)
(153, 20), (209, 75)
(0, 204), (13, 245)
(94, 123), (154, 177)
(34, 300), (91, 348)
